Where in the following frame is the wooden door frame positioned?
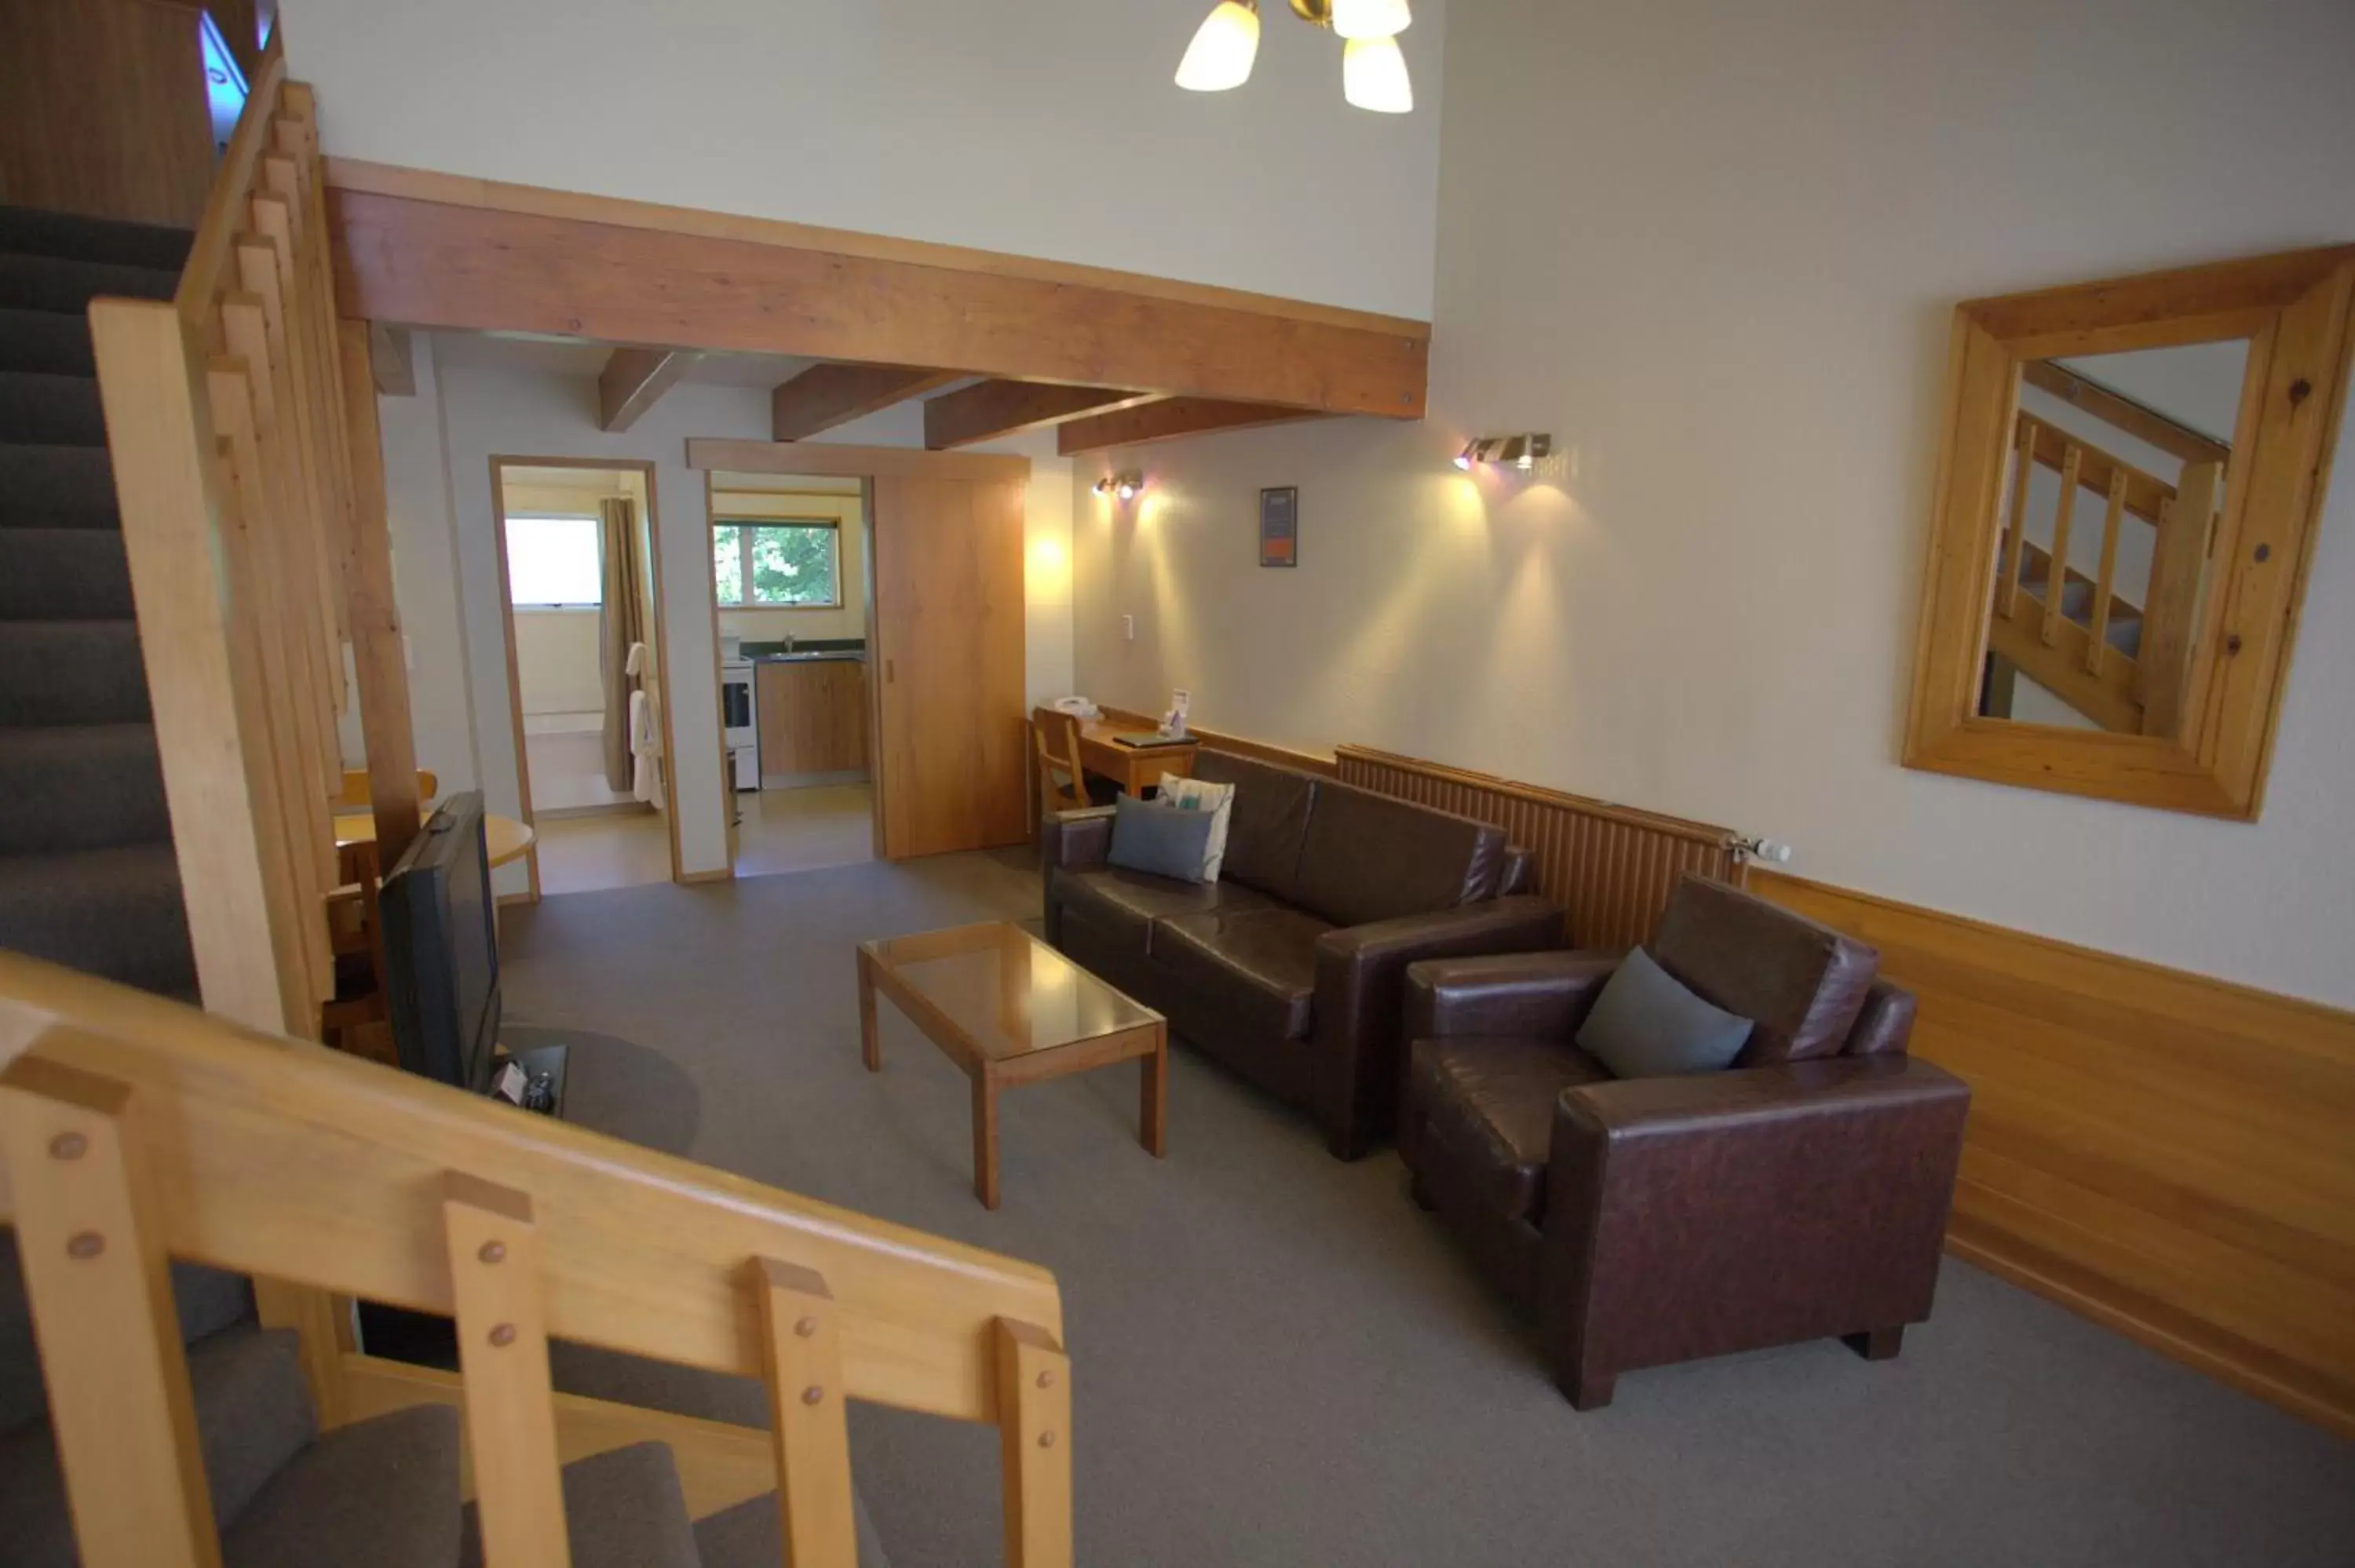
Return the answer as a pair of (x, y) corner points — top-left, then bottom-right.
(690, 439), (1030, 862)
(487, 455), (685, 896)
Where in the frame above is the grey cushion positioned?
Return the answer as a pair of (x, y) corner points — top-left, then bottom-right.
(1574, 946), (1753, 1079)
(1105, 795), (1216, 884)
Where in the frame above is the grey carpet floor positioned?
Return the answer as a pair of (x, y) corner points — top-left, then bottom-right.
(498, 851), (2355, 1568)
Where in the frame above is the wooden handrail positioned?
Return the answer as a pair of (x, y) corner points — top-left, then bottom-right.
(0, 952), (1075, 1564)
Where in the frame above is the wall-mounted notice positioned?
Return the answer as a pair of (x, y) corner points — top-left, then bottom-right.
(1259, 487), (1298, 568)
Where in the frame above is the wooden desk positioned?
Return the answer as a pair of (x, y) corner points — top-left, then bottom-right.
(1072, 717), (1198, 797)
(333, 811), (537, 867)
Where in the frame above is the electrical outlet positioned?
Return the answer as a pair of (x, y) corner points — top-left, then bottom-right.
(1123, 613), (1135, 641)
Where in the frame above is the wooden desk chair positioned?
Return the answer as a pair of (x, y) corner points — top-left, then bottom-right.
(336, 767), (440, 809)
(1033, 709), (1090, 815)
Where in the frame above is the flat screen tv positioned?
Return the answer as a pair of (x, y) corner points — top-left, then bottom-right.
(379, 791), (501, 1092)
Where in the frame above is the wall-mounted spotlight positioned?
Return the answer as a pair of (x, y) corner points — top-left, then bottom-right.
(1453, 433), (1553, 472)
(1094, 471), (1146, 501)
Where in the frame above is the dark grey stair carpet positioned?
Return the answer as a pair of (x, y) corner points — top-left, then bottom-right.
(0, 843), (195, 994)
(0, 206), (192, 272)
(0, 311), (97, 377)
(458, 1441), (701, 1568)
(0, 443), (116, 519)
(0, 527), (133, 619)
(0, 253), (180, 314)
(695, 1488), (895, 1568)
(0, 724), (170, 855)
(0, 620), (149, 726)
(0, 372), (107, 446)
(222, 1405), (464, 1568)
(0, 1239), (254, 1431)
(0, 1324), (315, 1568)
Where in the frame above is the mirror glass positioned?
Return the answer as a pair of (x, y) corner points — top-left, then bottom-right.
(1976, 340), (2247, 740)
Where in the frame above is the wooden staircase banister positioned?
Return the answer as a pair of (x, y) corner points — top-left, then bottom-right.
(0, 951), (1077, 1565)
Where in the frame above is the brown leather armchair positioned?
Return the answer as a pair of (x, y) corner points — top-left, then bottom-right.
(1397, 875), (1970, 1409)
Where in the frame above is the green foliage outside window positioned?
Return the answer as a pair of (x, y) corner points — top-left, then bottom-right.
(712, 521), (838, 607)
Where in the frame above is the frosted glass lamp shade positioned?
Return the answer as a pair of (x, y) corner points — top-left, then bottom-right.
(1176, 2), (1261, 93)
(1342, 34), (1412, 112)
(1331, 0), (1411, 38)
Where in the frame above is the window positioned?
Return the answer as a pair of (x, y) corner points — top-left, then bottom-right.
(712, 520), (840, 607)
(506, 514), (603, 607)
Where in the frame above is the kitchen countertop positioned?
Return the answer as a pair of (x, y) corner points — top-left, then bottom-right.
(753, 650), (867, 664)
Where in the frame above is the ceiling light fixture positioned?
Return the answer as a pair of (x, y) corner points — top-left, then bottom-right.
(1175, 0), (1413, 113)
(1095, 471), (1146, 501)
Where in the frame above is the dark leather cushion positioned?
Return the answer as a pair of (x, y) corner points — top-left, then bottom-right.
(1191, 750), (1318, 901)
(1407, 1035), (1613, 1224)
(1291, 782), (1506, 929)
(1846, 980), (1917, 1057)
(1051, 866), (1273, 954)
(1650, 875), (1879, 1066)
(1154, 905), (1329, 1043)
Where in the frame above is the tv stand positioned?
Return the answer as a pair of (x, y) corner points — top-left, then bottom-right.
(487, 1041), (569, 1118)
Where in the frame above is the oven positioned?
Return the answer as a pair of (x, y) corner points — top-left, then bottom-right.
(720, 660), (758, 791)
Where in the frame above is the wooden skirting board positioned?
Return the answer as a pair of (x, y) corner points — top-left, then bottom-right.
(1750, 869), (2355, 1439)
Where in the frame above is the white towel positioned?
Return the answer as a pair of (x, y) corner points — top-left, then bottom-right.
(624, 640), (648, 678)
(629, 689), (664, 808)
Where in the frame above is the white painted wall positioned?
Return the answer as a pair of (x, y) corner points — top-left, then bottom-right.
(1073, 0), (2355, 1008)
(371, 344), (1078, 892)
(283, 0), (1448, 318)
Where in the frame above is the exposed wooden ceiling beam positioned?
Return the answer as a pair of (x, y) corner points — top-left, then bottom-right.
(770, 363), (962, 441)
(922, 381), (1158, 450)
(366, 322), (414, 396)
(325, 166), (1429, 419)
(1057, 399), (1328, 456)
(597, 347), (699, 433)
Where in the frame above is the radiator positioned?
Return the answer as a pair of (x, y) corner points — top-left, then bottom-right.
(1332, 746), (1747, 950)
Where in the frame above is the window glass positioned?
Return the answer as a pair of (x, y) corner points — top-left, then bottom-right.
(713, 521), (838, 607)
(506, 515), (602, 607)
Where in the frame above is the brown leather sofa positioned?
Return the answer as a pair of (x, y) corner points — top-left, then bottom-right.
(1041, 749), (1563, 1158)
(1397, 874), (1970, 1409)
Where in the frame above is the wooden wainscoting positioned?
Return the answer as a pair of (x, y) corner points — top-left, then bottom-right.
(1750, 870), (2355, 1439)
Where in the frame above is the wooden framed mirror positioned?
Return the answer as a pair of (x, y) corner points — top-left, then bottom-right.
(1904, 246), (2355, 819)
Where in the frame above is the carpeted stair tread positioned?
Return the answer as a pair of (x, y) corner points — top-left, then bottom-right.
(0, 253), (180, 314)
(0, 1326), (315, 1568)
(0, 842), (195, 994)
(0, 310), (96, 377)
(0, 724), (170, 855)
(0, 206), (193, 272)
(0, 371), (105, 447)
(221, 1405), (463, 1568)
(0, 1241), (254, 1431)
(0, 620), (149, 726)
(458, 1441), (701, 1568)
(0, 443), (117, 523)
(0, 526), (133, 619)
(694, 1488), (896, 1568)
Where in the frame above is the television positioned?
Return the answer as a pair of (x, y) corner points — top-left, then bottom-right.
(379, 791), (502, 1092)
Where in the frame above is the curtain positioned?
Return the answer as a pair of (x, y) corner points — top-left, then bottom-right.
(598, 497), (648, 791)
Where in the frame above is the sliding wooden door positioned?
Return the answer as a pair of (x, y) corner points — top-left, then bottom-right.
(869, 469), (1030, 859)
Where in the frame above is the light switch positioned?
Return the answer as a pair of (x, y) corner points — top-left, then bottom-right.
(1123, 614), (1135, 641)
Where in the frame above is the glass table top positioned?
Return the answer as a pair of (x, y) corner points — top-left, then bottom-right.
(861, 923), (1160, 1061)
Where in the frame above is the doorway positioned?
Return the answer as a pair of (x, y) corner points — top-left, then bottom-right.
(489, 458), (683, 896)
(706, 471), (879, 879)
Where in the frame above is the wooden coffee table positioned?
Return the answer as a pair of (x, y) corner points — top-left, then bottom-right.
(857, 922), (1168, 1209)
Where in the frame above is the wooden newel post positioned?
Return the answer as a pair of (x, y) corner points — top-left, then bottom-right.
(994, 1318), (1074, 1568)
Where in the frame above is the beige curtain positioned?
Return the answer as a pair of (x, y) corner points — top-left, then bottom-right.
(599, 498), (647, 791)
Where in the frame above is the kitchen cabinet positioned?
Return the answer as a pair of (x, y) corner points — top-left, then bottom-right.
(756, 657), (869, 782)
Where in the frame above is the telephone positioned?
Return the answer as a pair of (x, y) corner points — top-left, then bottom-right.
(1050, 695), (1101, 720)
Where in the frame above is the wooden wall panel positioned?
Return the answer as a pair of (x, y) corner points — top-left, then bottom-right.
(1750, 869), (2355, 1439)
(0, 0), (217, 228)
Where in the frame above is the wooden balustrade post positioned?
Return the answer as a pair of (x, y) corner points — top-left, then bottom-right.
(750, 1260), (859, 1567)
(0, 1056), (221, 1568)
(2041, 443), (2083, 644)
(443, 1174), (571, 1568)
(2142, 459), (2223, 739)
(1998, 414), (2036, 618)
(2085, 469), (2129, 673)
(993, 1318), (1074, 1568)
(336, 316), (424, 866)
